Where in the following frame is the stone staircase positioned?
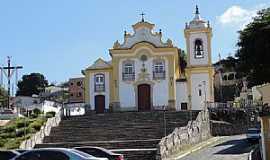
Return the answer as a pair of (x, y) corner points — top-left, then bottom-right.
(35, 111), (199, 160)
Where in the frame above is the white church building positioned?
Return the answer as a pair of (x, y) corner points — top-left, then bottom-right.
(82, 6), (214, 113)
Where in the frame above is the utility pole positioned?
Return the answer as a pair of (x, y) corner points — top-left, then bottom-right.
(0, 57), (23, 108)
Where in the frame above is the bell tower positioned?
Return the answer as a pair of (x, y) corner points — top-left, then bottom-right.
(185, 5), (212, 66)
(184, 5), (214, 110)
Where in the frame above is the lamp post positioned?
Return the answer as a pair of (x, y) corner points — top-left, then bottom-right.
(202, 81), (207, 110)
(188, 94), (192, 122)
(163, 105), (167, 137)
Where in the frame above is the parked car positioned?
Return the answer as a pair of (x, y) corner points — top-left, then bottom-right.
(15, 149), (28, 154)
(74, 146), (124, 160)
(246, 128), (261, 142)
(0, 150), (20, 160)
(11, 148), (108, 160)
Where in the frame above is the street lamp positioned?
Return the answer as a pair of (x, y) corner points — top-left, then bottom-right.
(188, 94), (192, 122)
(202, 81), (207, 110)
(163, 105), (167, 137)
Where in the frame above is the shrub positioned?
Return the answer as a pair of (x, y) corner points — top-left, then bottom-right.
(4, 138), (22, 149)
(0, 137), (7, 147)
(30, 109), (40, 118)
(3, 125), (16, 132)
(29, 119), (44, 131)
(33, 108), (41, 115)
(45, 111), (56, 118)
(15, 118), (30, 128)
(0, 132), (16, 139)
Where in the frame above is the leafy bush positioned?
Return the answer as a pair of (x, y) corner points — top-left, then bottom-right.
(29, 119), (44, 131)
(30, 109), (41, 118)
(0, 132), (16, 139)
(33, 108), (41, 115)
(45, 111), (56, 118)
(0, 138), (7, 147)
(4, 138), (22, 149)
(3, 125), (16, 132)
(15, 118), (30, 128)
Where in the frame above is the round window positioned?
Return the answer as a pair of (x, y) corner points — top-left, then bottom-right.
(140, 55), (148, 61)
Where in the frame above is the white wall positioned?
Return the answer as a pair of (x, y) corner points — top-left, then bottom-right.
(191, 73), (210, 110)
(118, 56), (169, 108)
(189, 32), (209, 66)
(89, 72), (110, 110)
(119, 82), (136, 108)
(152, 59), (169, 107)
(42, 101), (61, 114)
(14, 96), (40, 108)
(121, 27), (167, 48)
(176, 82), (188, 111)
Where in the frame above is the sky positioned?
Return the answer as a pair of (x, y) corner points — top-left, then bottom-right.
(0, 0), (269, 89)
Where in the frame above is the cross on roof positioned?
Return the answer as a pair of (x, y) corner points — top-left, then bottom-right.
(140, 12), (145, 22)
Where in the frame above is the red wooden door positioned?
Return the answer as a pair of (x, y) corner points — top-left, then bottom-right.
(138, 84), (151, 111)
(95, 95), (105, 113)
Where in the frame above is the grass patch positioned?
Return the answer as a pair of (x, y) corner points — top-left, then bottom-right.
(0, 115), (48, 149)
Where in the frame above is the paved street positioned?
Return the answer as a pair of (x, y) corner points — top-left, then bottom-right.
(178, 135), (256, 160)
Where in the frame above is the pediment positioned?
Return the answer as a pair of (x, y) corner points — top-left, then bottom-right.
(113, 21), (173, 49)
(86, 58), (112, 70)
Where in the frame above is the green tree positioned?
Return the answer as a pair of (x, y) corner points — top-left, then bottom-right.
(16, 73), (48, 96)
(236, 8), (270, 87)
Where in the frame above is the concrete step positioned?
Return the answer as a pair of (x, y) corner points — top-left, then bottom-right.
(37, 111), (199, 160)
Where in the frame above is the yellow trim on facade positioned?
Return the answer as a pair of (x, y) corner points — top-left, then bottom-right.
(83, 68), (113, 105)
(110, 42), (178, 55)
(184, 27), (213, 67)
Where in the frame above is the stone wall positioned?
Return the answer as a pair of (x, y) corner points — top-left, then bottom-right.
(156, 110), (211, 160)
(209, 107), (258, 136)
(19, 111), (62, 149)
(210, 120), (256, 136)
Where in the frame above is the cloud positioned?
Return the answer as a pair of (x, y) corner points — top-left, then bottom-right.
(217, 4), (268, 28)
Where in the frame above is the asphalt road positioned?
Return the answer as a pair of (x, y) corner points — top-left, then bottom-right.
(178, 135), (256, 160)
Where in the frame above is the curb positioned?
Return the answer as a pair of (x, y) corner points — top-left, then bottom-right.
(171, 136), (223, 160)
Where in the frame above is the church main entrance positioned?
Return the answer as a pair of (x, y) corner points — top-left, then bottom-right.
(95, 95), (105, 113)
(138, 84), (151, 111)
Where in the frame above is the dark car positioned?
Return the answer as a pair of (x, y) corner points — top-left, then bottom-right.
(246, 128), (261, 142)
(15, 149), (28, 154)
(74, 146), (124, 160)
(11, 148), (108, 160)
(0, 150), (20, 160)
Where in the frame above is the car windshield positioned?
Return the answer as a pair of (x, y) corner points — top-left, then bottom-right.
(71, 149), (95, 158)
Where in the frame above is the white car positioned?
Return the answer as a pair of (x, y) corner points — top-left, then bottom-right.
(11, 148), (108, 160)
(246, 128), (261, 142)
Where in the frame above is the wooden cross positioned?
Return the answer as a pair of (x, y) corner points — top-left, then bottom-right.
(140, 12), (145, 22)
(0, 56), (23, 108)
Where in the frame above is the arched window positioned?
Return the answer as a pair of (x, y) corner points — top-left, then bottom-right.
(194, 39), (204, 58)
(153, 59), (165, 80)
(94, 74), (105, 92)
(122, 60), (135, 81)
